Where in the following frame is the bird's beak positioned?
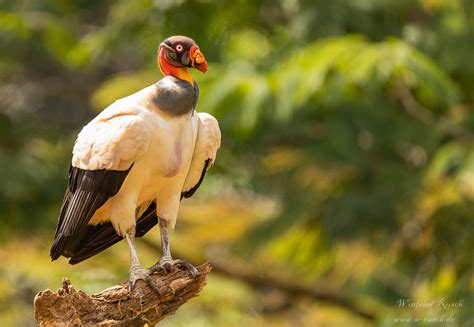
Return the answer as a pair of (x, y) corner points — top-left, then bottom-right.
(190, 45), (208, 73)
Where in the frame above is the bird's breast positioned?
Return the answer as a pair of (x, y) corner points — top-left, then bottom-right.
(132, 113), (198, 206)
(145, 114), (196, 178)
(165, 141), (183, 177)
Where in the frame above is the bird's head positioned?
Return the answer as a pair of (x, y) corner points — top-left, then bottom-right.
(158, 36), (208, 85)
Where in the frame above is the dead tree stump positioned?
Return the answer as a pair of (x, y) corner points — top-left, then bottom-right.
(34, 263), (211, 326)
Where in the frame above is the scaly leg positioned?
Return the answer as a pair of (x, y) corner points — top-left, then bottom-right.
(125, 227), (161, 294)
(148, 218), (198, 277)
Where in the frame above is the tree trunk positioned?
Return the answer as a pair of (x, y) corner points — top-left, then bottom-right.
(34, 263), (211, 326)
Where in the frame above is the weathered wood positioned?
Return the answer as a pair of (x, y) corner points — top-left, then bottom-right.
(34, 263), (211, 326)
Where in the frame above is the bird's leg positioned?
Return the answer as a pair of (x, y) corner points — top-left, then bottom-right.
(125, 226), (161, 295)
(158, 218), (173, 267)
(148, 218), (198, 277)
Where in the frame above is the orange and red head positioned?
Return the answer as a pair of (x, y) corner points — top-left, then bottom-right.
(158, 36), (208, 84)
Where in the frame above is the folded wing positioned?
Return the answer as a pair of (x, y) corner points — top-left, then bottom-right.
(50, 112), (150, 261)
(182, 112), (221, 199)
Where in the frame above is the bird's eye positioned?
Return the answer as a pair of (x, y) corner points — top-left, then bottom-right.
(176, 44), (183, 52)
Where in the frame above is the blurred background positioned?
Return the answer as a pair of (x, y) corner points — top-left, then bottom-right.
(0, 0), (473, 326)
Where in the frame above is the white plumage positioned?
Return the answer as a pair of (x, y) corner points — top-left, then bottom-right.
(51, 35), (216, 292)
(72, 83), (220, 233)
(183, 112), (221, 193)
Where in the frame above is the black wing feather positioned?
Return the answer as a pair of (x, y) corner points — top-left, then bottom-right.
(50, 165), (131, 260)
(181, 159), (210, 199)
(68, 203), (158, 265)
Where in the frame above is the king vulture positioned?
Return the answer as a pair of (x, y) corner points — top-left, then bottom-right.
(50, 36), (221, 292)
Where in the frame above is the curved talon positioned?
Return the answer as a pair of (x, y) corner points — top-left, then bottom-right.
(128, 267), (162, 295)
(149, 258), (198, 278)
(149, 256), (172, 275)
(174, 259), (199, 277)
(148, 264), (166, 275)
(163, 262), (173, 273)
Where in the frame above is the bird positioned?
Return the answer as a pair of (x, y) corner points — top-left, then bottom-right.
(50, 35), (221, 293)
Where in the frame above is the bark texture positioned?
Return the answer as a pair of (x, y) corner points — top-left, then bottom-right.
(34, 263), (211, 326)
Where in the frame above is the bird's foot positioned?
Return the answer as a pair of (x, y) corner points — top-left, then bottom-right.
(148, 257), (199, 278)
(128, 266), (162, 295)
(174, 259), (199, 277)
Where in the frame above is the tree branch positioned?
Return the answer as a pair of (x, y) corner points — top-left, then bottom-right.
(141, 239), (377, 321)
(34, 263), (211, 326)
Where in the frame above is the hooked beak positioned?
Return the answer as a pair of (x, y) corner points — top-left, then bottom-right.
(190, 45), (208, 73)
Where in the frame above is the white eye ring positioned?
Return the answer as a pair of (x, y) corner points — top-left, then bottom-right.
(176, 44), (183, 52)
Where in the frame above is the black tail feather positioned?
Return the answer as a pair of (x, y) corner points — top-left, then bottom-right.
(50, 166), (131, 261)
(68, 203), (158, 265)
